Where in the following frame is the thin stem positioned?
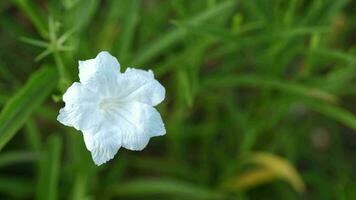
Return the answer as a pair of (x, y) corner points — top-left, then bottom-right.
(53, 51), (70, 91)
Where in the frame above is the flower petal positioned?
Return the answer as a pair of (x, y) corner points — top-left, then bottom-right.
(113, 102), (166, 151)
(57, 82), (101, 131)
(80, 102), (165, 165)
(79, 51), (120, 95)
(116, 68), (165, 106)
(83, 129), (122, 165)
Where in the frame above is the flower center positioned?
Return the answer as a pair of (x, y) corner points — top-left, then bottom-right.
(98, 97), (122, 117)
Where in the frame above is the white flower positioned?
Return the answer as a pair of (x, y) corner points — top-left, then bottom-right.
(57, 51), (166, 165)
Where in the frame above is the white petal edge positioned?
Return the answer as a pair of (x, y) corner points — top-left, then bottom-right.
(78, 51), (120, 94)
(121, 103), (166, 151)
(117, 68), (165, 106)
(57, 82), (101, 131)
(83, 130), (122, 166)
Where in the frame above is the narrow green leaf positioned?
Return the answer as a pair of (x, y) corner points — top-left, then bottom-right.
(24, 119), (42, 151)
(131, 157), (196, 181)
(64, 0), (100, 31)
(109, 178), (225, 200)
(202, 74), (339, 104)
(68, 131), (95, 200)
(71, 172), (89, 200)
(0, 177), (33, 198)
(202, 74), (356, 131)
(0, 95), (7, 104)
(36, 134), (62, 200)
(155, 38), (213, 77)
(134, 0), (236, 65)
(20, 36), (49, 48)
(0, 151), (38, 168)
(177, 69), (194, 106)
(311, 48), (356, 63)
(10, 0), (48, 38)
(304, 100), (356, 131)
(34, 104), (58, 120)
(172, 20), (235, 41)
(117, 0), (139, 63)
(0, 66), (58, 150)
(0, 62), (20, 85)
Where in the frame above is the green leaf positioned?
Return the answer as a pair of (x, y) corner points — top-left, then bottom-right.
(172, 20), (236, 41)
(20, 36), (49, 48)
(0, 151), (38, 168)
(64, 0), (100, 32)
(116, 0), (140, 64)
(304, 100), (356, 131)
(0, 177), (33, 198)
(176, 69), (192, 106)
(0, 66), (58, 150)
(202, 74), (356, 132)
(202, 74), (339, 104)
(24, 119), (42, 151)
(109, 178), (225, 200)
(134, 0), (236, 65)
(10, 0), (48, 38)
(311, 48), (356, 64)
(36, 134), (62, 200)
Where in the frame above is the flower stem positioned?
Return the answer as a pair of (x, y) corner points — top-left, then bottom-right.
(53, 51), (70, 91)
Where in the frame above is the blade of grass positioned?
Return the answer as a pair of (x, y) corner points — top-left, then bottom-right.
(303, 100), (356, 131)
(202, 74), (339, 104)
(117, 0), (139, 64)
(20, 36), (49, 48)
(0, 94), (7, 104)
(64, 0), (100, 32)
(0, 62), (20, 86)
(176, 68), (194, 107)
(207, 26), (328, 62)
(68, 130), (95, 200)
(134, 0), (236, 65)
(311, 48), (356, 63)
(109, 178), (226, 200)
(36, 134), (62, 200)
(0, 151), (38, 168)
(284, 0), (299, 25)
(240, 0), (266, 21)
(202, 74), (356, 132)
(155, 38), (213, 77)
(34, 104), (58, 121)
(0, 66), (57, 150)
(0, 177), (33, 198)
(131, 157), (197, 181)
(24, 118), (42, 151)
(10, 0), (48, 38)
(71, 172), (89, 200)
(172, 20), (264, 42)
(0, 13), (33, 36)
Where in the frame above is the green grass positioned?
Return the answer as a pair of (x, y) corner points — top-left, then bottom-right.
(0, 0), (355, 199)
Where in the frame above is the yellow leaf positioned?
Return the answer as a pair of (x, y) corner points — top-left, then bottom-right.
(226, 167), (278, 191)
(248, 152), (305, 192)
(222, 152), (305, 193)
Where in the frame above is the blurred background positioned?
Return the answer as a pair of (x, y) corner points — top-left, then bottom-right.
(0, 0), (355, 199)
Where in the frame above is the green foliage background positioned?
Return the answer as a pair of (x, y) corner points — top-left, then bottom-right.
(0, 0), (355, 199)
